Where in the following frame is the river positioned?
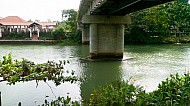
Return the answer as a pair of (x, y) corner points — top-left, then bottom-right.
(0, 44), (190, 105)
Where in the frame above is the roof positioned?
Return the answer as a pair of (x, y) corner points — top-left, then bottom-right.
(29, 22), (41, 27)
(0, 22), (31, 26)
(0, 16), (26, 23)
(0, 16), (57, 26)
(0, 16), (29, 26)
(38, 22), (57, 27)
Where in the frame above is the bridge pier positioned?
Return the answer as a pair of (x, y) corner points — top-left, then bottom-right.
(82, 15), (131, 60)
(82, 25), (89, 44)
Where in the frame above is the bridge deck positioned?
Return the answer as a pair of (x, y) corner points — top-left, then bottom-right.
(78, 0), (174, 22)
(92, 0), (173, 15)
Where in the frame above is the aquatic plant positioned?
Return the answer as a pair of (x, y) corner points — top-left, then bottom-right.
(0, 53), (78, 86)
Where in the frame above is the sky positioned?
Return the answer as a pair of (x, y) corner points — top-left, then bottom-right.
(0, 0), (81, 22)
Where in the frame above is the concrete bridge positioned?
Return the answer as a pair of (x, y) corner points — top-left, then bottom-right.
(78, 0), (173, 60)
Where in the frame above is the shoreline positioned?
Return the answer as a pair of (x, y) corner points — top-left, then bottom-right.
(0, 40), (56, 45)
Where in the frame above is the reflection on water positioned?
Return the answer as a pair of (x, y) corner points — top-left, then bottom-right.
(123, 44), (190, 91)
(0, 44), (190, 105)
(80, 61), (122, 99)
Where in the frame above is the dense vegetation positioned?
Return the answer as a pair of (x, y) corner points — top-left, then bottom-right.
(83, 73), (190, 106)
(0, 53), (78, 86)
(40, 73), (190, 106)
(6, 32), (30, 40)
(52, 9), (82, 44)
(125, 0), (190, 44)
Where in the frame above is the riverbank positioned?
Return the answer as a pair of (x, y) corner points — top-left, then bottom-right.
(0, 40), (57, 45)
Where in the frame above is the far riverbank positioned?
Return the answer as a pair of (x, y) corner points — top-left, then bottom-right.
(0, 40), (57, 45)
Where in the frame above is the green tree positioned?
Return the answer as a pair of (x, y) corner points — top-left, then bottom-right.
(51, 26), (65, 40)
(52, 9), (82, 43)
(61, 9), (82, 43)
(61, 9), (78, 33)
(127, 0), (190, 44)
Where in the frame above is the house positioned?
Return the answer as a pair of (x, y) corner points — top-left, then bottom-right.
(0, 16), (57, 40)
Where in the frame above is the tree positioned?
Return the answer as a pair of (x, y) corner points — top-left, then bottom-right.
(28, 19), (33, 22)
(61, 9), (78, 32)
(51, 9), (82, 42)
(61, 9), (82, 43)
(126, 0), (190, 44)
(51, 26), (65, 40)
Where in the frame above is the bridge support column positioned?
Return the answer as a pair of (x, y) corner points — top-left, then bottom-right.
(82, 15), (131, 60)
(90, 23), (124, 59)
(82, 25), (89, 44)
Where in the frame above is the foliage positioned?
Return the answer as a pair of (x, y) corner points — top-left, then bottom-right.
(0, 53), (78, 86)
(147, 73), (190, 106)
(61, 9), (78, 32)
(83, 80), (144, 106)
(39, 32), (53, 40)
(51, 26), (66, 40)
(41, 96), (80, 106)
(84, 73), (190, 106)
(7, 32), (29, 40)
(61, 9), (81, 43)
(52, 9), (82, 43)
(7, 32), (54, 40)
(126, 0), (190, 44)
(68, 29), (82, 44)
(41, 72), (190, 106)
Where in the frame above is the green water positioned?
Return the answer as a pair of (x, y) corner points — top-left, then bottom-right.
(0, 44), (189, 105)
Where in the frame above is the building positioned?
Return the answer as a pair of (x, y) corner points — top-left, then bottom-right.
(0, 16), (57, 40)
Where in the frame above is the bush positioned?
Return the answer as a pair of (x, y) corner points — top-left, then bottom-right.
(68, 30), (82, 44)
(147, 73), (190, 106)
(51, 27), (66, 40)
(39, 32), (53, 40)
(84, 80), (144, 106)
(7, 32), (29, 40)
(41, 72), (190, 106)
(84, 73), (190, 106)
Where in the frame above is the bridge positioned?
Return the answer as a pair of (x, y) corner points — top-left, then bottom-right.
(78, 0), (173, 60)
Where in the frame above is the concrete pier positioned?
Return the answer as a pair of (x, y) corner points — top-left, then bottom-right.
(82, 25), (89, 44)
(82, 15), (131, 60)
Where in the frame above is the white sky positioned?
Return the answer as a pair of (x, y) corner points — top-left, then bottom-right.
(0, 0), (81, 22)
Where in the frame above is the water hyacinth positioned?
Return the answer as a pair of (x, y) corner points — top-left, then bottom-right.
(0, 53), (78, 85)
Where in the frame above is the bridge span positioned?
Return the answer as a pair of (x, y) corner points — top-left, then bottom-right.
(78, 0), (173, 60)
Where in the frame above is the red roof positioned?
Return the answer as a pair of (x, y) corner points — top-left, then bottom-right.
(0, 22), (31, 26)
(0, 16), (27, 23)
(0, 16), (30, 26)
(0, 16), (57, 26)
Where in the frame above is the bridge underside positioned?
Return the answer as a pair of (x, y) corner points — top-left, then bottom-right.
(79, 0), (174, 60)
(91, 0), (173, 15)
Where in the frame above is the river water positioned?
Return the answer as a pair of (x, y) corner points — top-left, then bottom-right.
(0, 44), (190, 105)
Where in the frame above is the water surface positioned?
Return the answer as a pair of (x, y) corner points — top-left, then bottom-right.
(0, 44), (189, 105)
